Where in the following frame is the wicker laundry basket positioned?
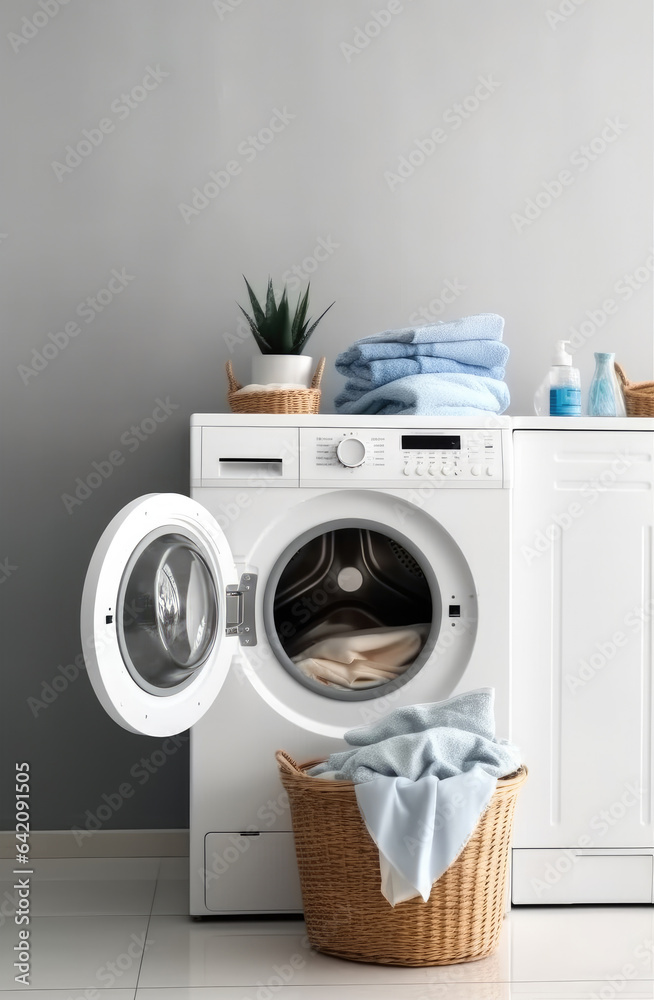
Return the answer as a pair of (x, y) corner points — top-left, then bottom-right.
(276, 750), (527, 967)
(614, 363), (654, 417)
(226, 357), (325, 414)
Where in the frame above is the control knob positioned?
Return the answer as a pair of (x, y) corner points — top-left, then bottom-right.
(336, 437), (367, 468)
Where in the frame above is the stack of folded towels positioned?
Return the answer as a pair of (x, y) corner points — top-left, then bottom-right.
(334, 313), (510, 416)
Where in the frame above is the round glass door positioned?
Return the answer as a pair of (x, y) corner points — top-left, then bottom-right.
(81, 493), (238, 736)
(118, 532), (218, 695)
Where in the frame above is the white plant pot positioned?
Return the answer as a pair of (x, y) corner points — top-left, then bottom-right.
(251, 354), (313, 388)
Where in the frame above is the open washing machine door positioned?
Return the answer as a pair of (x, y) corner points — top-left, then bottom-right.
(81, 493), (250, 736)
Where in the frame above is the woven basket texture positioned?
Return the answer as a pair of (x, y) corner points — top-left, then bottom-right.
(614, 363), (654, 417)
(277, 750), (527, 967)
(226, 357), (325, 414)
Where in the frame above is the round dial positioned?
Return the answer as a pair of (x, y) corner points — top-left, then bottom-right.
(336, 437), (367, 468)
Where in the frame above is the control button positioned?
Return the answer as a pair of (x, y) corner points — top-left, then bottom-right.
(441, 465), (454, 477)
(403, 464), (414, 476)
(416, 464), (427, 476)
(428, 465), (439, 476)
(336, 437), (367, 468)
(471, 465), (481, 476)
(485, 466), (495, 477)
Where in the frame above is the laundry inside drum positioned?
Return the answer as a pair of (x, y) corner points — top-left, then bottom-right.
(272, 528), (435, 696)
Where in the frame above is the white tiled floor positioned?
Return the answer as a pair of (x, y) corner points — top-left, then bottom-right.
(2, 859), (654, 998)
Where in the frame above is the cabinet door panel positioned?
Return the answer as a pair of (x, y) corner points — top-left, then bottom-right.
(512, 431), (654, 849)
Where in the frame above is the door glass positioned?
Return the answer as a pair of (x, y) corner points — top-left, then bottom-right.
(271, 527), (436, 700)
(118, 532), (218, 694)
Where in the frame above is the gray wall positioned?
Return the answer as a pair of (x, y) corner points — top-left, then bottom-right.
(1, 0), (651, 831)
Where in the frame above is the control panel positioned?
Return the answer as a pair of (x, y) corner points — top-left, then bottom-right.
(300, 427), (505, 487)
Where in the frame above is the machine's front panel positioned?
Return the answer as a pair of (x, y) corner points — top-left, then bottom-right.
(299, 426), (505, 486)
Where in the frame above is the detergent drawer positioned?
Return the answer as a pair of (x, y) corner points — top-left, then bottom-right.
(204, 832), (303, 913)
(512, 848), (653, 905)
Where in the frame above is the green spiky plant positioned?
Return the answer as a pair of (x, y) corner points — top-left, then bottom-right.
(238, 277), (334, 356)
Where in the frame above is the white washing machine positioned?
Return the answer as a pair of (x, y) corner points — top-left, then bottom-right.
(81, 414), (513, 916)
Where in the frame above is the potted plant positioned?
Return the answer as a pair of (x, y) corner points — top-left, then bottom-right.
(238, 276), (334, 387)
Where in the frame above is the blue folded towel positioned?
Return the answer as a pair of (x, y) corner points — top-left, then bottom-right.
(337, 352), (507, 391)
(335, 315), (509, 388)
(309, 688), (521, 904)
(334, 373), (510, 415)
(337, 340), (509, 366)
(356, 313), (504, 345)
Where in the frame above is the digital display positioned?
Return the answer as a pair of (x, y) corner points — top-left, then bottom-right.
(401, 435), (461, 451)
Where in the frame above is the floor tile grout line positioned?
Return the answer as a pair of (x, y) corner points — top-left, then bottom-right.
(133, 908), (154, 993)
(132, 869), (162, 993)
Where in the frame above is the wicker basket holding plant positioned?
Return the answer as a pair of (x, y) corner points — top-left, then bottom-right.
(226, 277), (332, 413)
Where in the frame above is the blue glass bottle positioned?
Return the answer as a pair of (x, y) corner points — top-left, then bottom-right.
(587, 353), (625, 416)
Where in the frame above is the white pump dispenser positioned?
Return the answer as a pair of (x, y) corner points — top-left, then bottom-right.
(552, 340), (573, 366)
(533, 340), (581, 416)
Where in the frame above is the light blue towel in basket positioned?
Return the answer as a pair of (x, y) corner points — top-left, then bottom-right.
(309, 689), (521, 905)
(334, 373), (510, 415)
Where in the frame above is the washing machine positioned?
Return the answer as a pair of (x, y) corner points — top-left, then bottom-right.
(81, 414), (513, 916)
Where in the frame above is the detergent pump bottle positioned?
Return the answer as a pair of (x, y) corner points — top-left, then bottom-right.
(533, 340), (581, 416)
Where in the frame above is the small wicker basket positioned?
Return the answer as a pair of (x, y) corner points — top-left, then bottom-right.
(226, 357), (325, 414)
(614, 363), (654, 417)
(276, 750), (527, 967)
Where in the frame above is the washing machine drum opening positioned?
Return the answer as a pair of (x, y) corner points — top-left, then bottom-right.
(118, 532), (218, 694)
(272, 527), (436, 700)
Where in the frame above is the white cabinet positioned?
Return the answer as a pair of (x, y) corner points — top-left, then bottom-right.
(512, 430), (654, 903)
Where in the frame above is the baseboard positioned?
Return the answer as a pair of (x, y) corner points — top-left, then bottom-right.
(0, 829), (189, 858)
